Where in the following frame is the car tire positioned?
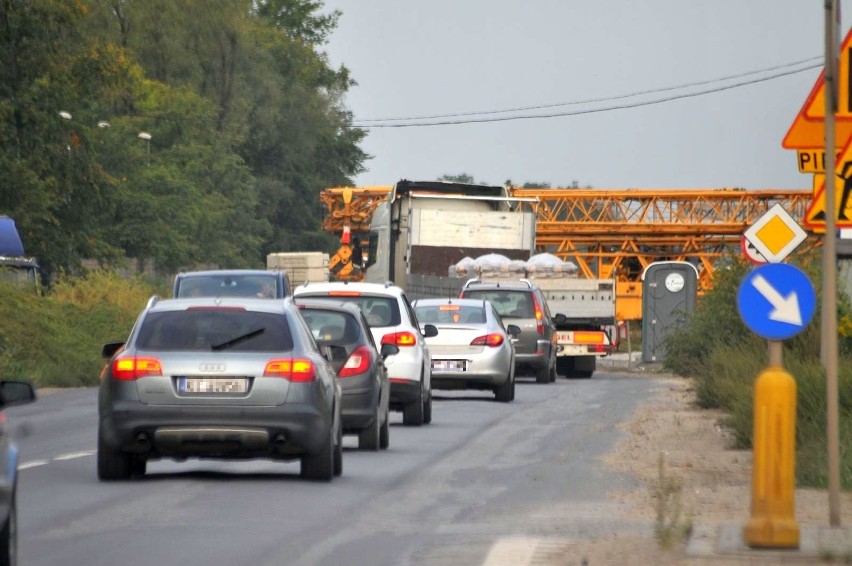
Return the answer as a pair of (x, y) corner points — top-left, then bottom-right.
(0, 488), (16, 566)
(130, 457), (147, 477)
(358, 409), (381, 451)
(301, 423), (335, 481)
(333, 422), (343, 477)
(402, 386), (424, 426)
(97, 429), (132, 481)
(423, 389), (432, 424)
(494, 375), (513, 402)
(379, 410), (390, 449)
(535, 364), (550, 384)
(557, 356), (574, 378)
(549, 359), (557, 382)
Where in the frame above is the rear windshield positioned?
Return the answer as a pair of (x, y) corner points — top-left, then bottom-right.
(175, 274), (279, 299)
(461, 290), (534, 318)
(299, 309), (362, 345)
(297, 294), (400, 327)
(136, 309), (293, 352)
(414, 304), (485, 325)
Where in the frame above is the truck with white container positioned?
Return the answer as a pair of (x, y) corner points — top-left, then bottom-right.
(362, 180), (537, 299)
(460, 254), (615, 378)
(533, 273), (615, 378)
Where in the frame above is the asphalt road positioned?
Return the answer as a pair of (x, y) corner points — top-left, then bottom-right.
(8, 371), (663, 566)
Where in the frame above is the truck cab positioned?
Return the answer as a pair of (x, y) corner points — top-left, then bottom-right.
(0, 215), (40, 292)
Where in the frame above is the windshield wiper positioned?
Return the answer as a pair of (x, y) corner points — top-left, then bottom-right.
(211, 328), (265, 351)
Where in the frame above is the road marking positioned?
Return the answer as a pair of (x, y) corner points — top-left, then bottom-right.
(19, 460), (49, 470)
(482, 537), (538, 566)
(54, 451), (94, 461)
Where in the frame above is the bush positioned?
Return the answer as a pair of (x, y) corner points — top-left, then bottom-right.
(663, 256), (852, 488)
(0, 271), (164, 387)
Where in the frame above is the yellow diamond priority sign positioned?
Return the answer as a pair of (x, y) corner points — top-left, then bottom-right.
(743, 204), (808, 264)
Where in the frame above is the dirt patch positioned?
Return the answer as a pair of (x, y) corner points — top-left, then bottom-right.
(554, 372), (852, 565)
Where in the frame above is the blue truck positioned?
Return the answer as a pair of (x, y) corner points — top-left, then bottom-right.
(0, 215), (40, 291)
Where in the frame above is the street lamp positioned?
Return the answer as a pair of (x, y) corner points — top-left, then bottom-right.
(137, 131), (152, 165)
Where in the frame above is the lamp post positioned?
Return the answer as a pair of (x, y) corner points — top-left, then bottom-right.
(137, 132), (151, 166)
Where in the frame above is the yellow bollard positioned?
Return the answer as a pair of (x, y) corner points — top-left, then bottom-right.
(744, 347), (799, 549)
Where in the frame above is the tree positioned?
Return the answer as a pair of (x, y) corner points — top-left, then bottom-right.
(438, 173), (476, 184)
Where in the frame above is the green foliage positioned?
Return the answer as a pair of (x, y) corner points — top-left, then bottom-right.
(438, 173), (476, 184)
(0, 273), (161, 387)
(1, 0), (365, 282)
(664, 256), (852, 488)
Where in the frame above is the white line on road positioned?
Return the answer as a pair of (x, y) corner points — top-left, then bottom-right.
(19, 460), (49, 470)
(54, 451), (95, 461)
(482, 537), (538, 566)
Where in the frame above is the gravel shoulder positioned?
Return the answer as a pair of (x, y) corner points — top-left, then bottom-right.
(554, 370), (852, 566)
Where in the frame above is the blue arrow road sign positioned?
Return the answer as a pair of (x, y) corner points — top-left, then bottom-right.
(737, 263), (817, 340)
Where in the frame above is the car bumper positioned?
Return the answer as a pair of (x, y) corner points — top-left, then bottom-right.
(340, 387), (380, 431)
(389, 379), (421, 407)
(100, 400), (333, 459)
(514, 340), (552, 369)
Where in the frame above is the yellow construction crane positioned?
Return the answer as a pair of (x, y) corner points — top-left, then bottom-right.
(320, 186), (392, 280)
(319, 184), (818, 317)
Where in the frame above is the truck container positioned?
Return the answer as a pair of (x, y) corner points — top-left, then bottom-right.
(363, 180), (536, 299)
(266, 252), (330, 285)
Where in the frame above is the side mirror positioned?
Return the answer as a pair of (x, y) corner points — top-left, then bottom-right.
(101, 342), (125, 359)
(506, 324), (522, 338)
(0, 380), (36, 408)
(422, 324), (438, 338)
(553, 313), (568, 327)
(380, 343), (400, 358)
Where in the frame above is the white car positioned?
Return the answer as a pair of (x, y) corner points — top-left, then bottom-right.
(293, 282), (437, 426)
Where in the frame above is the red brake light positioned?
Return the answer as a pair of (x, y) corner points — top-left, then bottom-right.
(381, 331), (417, 347)
(338, 345), (372, 377)
(328, 291), (362, 297)
(112, 356), (162, 381)
(532, 294), (544, 335)
(264, 358), (316, 382)
(470, 334), (504, 347)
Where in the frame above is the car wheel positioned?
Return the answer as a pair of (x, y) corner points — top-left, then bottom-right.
(423, 389), (432, 424)
(535, 364), (550, 384)
(494, 371), (513, 403)
(333, 422), (343, 477)
(301, 423), (335, 481)
(557, 356), (574, 378)
(549, 359), (557, 382)
(379, 409), (390, 449)
(97, 429), (132, 481)
(0, 488), (16, 566)
(402, 386), (424, 426)
(130, 457), (147, 477)
(358, 408), (381, 451)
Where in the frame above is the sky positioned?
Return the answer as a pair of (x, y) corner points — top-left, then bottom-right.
(317, 1), (852, 190)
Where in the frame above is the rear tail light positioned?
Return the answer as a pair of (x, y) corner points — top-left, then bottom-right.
(381, 331), (417, 347)
(338, 346), (372, 377)
(587, 344), (612, 353)
(112, 356), (163, 381)
(470, 334), (504, 347)
(264, 358), (316, 382)
(532, 294), (544, 335)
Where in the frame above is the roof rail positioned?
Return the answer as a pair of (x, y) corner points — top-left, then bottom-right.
(145, 294), (160, 309)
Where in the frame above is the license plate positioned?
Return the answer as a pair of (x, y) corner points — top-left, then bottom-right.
(178, 377), (248, 394)
(432, 360), (466, 371)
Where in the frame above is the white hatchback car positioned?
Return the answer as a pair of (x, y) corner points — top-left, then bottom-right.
(293, 281), (437, 426)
